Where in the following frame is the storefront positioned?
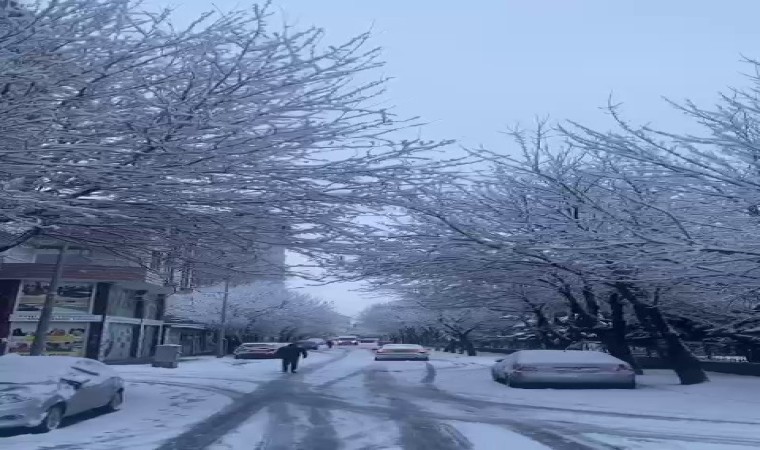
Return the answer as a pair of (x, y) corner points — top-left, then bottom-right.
(7, 280), (99, 357)
(163, 322), (216, 356)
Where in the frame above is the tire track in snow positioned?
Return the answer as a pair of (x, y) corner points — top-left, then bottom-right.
(364, 367), (472, 450)
(298, 407), (341, 450)
(256, 403), (295, 450)
(156, 350), (350, 450)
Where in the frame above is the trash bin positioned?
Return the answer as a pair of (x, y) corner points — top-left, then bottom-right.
(152, 344), (182, 368)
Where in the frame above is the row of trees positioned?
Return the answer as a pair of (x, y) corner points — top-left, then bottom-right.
(0, 0), (449, 349)
(168, 281), (348, 342)
(349, 61), (760, 385)
(0, 0), (447, 271)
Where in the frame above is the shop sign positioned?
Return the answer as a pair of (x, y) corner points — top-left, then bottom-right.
(10, 313), (102, 322)
(8, 322), (89, 357)
(15, 281), (94, 315)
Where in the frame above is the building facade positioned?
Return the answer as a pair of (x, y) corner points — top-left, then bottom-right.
(0, 238), (188, 362)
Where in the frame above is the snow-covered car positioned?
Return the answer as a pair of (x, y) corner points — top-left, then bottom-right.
(374, 344), (429, 361)
(0, 355), (124, 433)
(233, 343), (286, 359)
(358, 338), (380, 349)
(491, 350), (635, 389)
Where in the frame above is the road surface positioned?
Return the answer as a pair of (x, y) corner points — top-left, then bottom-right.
(168, 349), (760, 450)
(5, 348), (760, 449)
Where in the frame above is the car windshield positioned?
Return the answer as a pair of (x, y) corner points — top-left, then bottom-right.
(1, 1), (753, 448)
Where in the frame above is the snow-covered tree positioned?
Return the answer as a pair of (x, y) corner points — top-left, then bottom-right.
(168, 281), (345, 341)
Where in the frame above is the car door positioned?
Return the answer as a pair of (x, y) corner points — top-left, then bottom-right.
(59, 366), (96, 416)
(66, 360), (109, 414)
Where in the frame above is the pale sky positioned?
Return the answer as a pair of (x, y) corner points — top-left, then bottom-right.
(146, 0), (760, 316)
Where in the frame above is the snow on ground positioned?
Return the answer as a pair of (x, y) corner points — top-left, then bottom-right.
(426, 351), (760, 449)
(330, 409), (401, 450)
(2, 380), (230, 450)
(209, 409), (270, 450)
(2, 353), (335, 450)
(430, 352), (760, 423)
(583, 434), (760, 450)
(116, 351), (335, 393)
(446, 421), (550, 449)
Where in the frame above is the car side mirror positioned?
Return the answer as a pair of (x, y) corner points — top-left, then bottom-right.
(495, 358), (504, 363)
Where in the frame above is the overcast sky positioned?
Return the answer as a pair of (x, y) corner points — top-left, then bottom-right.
(147, 0), (760, 316)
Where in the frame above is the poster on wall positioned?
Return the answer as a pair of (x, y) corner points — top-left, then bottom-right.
(8, 322), (89, 356)
(15, 281), (93, 314)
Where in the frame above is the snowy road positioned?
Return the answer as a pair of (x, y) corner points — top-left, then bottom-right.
(4, 349), (760, 449)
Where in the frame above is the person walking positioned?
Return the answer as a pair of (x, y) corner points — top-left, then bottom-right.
(326, 339), (334, 349)
(275, 343), (308, 373)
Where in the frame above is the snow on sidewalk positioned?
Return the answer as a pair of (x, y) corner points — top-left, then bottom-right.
(2, 353), (334, 450)
(116, 351), (335, 392)
(2, 380), (230, 450)
(431, 351), (760, 423)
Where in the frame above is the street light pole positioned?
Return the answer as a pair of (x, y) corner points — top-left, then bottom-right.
(216, 277), (230, 358)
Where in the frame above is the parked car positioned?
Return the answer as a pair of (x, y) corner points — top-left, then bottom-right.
(491, 350), (635, 389)
(358, 338), (380, 350)
(565, 341), (609, 353)
(306, 338), (326, 346)
(0, 355), (124, 433)
(374, 344), (429, 361)
(233, 343), (286, 359)
(336, 336), (359, 346)
(295, 340), (320, 350)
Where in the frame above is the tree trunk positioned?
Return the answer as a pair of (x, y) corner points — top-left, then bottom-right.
(616, 283), (707, 384)
(31, 243), (68, 356)
(601, 293), (643, 375)
(459, 332), (477, 356)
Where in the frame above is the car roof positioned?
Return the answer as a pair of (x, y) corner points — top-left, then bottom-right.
(382, 343), (421, 348)
(0, 355), (111, 383)
(515, 350), (622, 364)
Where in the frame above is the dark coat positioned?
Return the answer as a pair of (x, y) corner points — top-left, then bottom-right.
(276, 344), (308, 360)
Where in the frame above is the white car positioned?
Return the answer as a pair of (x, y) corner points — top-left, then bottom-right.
(358, 338), (380, 350)
(491, 350), (635, 389)
(374, 344), (429, 361)
(0, 355), (125, 432)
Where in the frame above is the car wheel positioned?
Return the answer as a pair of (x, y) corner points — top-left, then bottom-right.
(234, 355), (240, 359)
(103, 390), (124, 412)
(33, 404), (65, 433)
(374, 357), (379, 361)
(621, 380), (636, 389)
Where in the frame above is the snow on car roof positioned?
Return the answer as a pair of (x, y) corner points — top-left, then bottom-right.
(515, 350), (623, 364)
(0, 354), (86, 384)
(382, 344), (422, 348)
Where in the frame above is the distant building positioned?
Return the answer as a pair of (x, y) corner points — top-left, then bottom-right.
(0, 236), (191, 362)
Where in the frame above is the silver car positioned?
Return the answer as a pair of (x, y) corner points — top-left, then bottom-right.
(374, 344), (429, 361)
(491, 350), (635, 389)
(0, 355), (125, 432)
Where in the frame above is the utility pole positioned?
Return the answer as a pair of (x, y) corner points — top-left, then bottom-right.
(216, 277), (230, 358)
(30, 242), (68, 356)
